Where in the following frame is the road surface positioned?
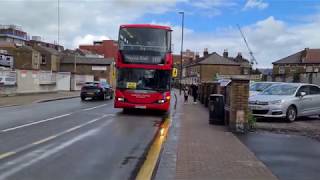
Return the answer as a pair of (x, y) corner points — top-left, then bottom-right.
(0, 98), (165, 180)
(239, 132), (320, 180)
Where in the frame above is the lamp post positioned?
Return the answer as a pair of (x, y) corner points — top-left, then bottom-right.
(179, 11), (184, 95)
(74, 53), (77, 74)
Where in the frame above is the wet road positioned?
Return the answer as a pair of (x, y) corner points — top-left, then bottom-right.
(239, 132), (320, 180)
(0, 98), (165, 180)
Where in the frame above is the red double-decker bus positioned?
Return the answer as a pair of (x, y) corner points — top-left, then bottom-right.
(114, 24), (174, 112)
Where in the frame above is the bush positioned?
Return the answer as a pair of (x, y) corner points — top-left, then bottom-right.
(247, 112), (256, 130)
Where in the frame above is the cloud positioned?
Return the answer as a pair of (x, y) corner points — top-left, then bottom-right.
(190, 0), (235, 17)
(191, 0), (236, 9)
(243, 0), (269, 10)
(0, 0), (181, 48)
(172, 15), (320, 68)
(73, 34), (110, 48)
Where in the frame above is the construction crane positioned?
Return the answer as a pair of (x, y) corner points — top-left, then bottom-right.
(237, 24), (258, 66)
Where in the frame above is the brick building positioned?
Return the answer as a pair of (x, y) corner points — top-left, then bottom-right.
(32, 45), (60, 72)
(60, 55), (114, 83)
(222, 50), (251, 75)
(273, 48), (320, 76)
(173, 49), (196, 67)
(79, 40), (118, 59)
(0, 43), (41, 70)
(183, 50), (241, 84)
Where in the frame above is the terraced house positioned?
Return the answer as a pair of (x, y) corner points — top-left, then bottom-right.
(272, 48), (320, 84)
(183, 49), (243, 84)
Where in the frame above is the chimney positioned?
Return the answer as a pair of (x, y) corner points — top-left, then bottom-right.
(195, 52), (200, 61)
(203, 48), (209, 57)
(223, 49), (228, 58)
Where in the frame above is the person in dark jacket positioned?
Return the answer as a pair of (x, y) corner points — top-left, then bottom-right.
(190, 83), (198, 104)
(183, 86), (189, 104)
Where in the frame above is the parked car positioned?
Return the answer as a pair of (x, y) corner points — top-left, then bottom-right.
(249, 83), (320, 122)
(249, 82), (280, 96)
(0, 76), (16, 86)
(80, 81), (113, 101)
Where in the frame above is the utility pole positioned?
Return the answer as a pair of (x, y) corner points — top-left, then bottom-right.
(58, 0), (60, 46)
(179, 11), (184, 95)
(74, 53), (77, 74)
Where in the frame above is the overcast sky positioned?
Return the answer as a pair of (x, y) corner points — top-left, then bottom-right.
(1, 0), (320, 68)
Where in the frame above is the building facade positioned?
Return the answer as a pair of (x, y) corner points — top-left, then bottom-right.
(0, 43), (41, 70)
(60, 55), (114, 83)
(32, 45), (60, 72)
(0, 25), (28, 45)
(273, 48), (320, 83)
(79, 40), (118, 59)
(183, 50), (242, 84)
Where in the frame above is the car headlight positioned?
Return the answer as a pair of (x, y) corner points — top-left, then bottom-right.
(269, 100), (282, 105)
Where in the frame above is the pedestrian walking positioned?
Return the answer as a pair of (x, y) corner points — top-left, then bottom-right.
(191, 83), (198, 104)
(183, 86), (189, 104)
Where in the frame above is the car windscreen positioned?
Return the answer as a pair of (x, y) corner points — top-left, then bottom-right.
(250, 83), (274, 92)
(117, 68), (170, 91)
(261, 84), (298, 95)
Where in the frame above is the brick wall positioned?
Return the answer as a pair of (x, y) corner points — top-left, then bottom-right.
(226, 78), (249, 132)
(79, 40), (118, 59)
(1, 47), (33, 70)
(273, 64), (320, 75)
(200, 64), (241, 81)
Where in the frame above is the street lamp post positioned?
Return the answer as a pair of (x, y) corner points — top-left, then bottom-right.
(179, 11), (184, 95)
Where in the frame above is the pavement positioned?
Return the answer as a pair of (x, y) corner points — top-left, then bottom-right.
(156, 92), (278, 180)
(0, 91), (80, 108)
(0, 97), (165, 180)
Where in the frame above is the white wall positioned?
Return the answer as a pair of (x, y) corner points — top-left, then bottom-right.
(57, 72), (71, 91)
(70, 74), (94, 91)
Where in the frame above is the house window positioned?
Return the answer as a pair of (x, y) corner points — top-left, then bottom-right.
(279, 66), (285, 74)
(41, 54), (46, 64)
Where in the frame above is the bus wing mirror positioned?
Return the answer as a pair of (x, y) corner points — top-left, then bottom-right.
(172, 68), (178, 78)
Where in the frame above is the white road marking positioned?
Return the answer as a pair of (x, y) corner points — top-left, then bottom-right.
(82, 104), (107, 111)
(0, 114), (114, 162)
(0, 128), (100, 180)
(1, 113), (72, 132)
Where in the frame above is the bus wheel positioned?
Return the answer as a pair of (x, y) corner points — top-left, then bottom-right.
(123, 108), (130, 114)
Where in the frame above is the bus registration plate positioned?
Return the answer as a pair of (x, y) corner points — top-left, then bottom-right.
(135, 105), (146, 109)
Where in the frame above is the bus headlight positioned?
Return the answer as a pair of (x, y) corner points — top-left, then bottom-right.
(158, 99), (165, 104)
(117, 97), (124, 102)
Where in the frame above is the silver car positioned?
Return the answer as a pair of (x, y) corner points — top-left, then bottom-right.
(249, 83), (320, 122)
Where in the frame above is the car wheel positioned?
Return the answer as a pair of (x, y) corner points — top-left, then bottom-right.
(286, 106), (297, 122)
(81, 96), (86, 101)
(102, 93), (107, 101)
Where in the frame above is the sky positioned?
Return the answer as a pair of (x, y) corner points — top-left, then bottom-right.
(1, 0), (320, 68)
